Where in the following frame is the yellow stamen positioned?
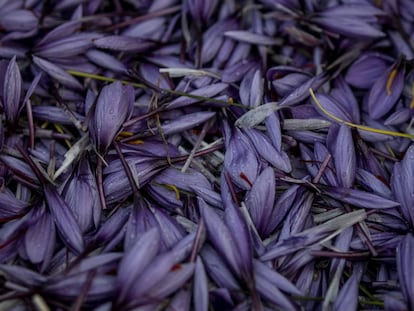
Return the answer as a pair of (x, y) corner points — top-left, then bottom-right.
(117, 131), (134, 137)
(410, 82), (414, 109)
(228, 97), (234, 104)
(40, 121), (49, 129)
(309, 88), (414, 140)
(165, 184), (180, 200)
(385, 143), (396, 158)
(53, 124), (72, 148)
(126, 139), (144, 145)
(386, 69), (397, 96)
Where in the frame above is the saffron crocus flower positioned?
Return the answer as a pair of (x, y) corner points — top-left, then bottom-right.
(89, 81), (134, 154)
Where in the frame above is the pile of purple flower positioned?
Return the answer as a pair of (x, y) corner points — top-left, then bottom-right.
(0, 0), (414, 310)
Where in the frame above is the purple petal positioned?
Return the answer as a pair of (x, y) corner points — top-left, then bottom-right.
(224, 30), (282, 45)
(334, 125), (356, 188)
(44, 185), (84, 254)
(117, 227), (160, 303)
(345, 53), (391, 89)
(193, 257), (209, 311)
(24, 207), (55, 267)
(396, 234), (414, 310)
(166, 83), (228, 109)
(93, 35), (153, 52)
(0, 9), (38, 32)
(321, 185), (400, 209)
(224, 200), (253, 281)
(3, 56), (22, 124)
(199, 197), (239, 274)
(63, 157), (101, 232)
(368, 63), (404, 119)
(34, 33), (101, 59)
(224, 129), (259, 190)
(89, 81), (134, 154)
(86, 49), (127, 73)
(245, 167), (275, 234)
(32, 56), (83, 90)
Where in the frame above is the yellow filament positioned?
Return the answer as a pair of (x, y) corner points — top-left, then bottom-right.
(53, 124), (72, 148)
(126, 139), (144, 145)
(66, 70), (146, 88)
(410, 83), (414, 109)
(386, 69), (397, 96)
(309, 88), (414, 139)
(67, 70), (247, 108)
(118, 131), (134, 137)
(165, 184), (180, 200)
